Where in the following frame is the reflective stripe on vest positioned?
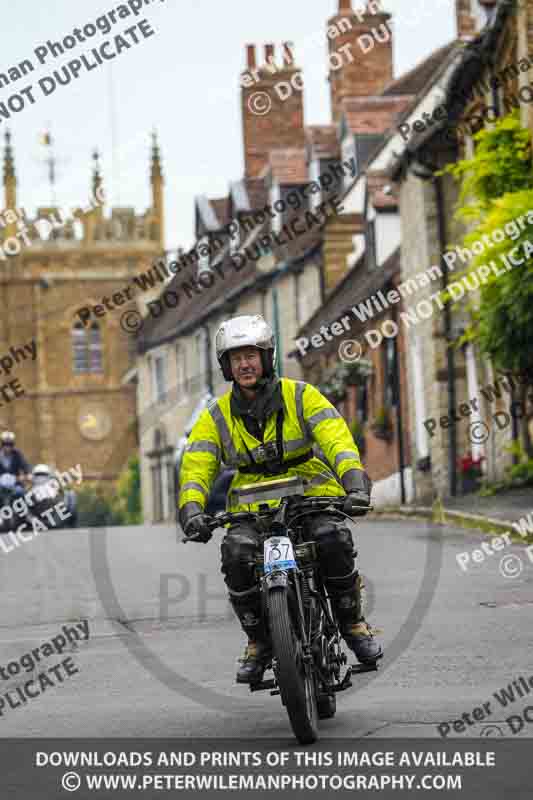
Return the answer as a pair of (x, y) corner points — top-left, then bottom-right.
(187, 440), (221, 459)
(208, 402), (243, 467)
(308, 407), (341, 431)
(181, 481), (208, 498)
(334, 450), (357, 469)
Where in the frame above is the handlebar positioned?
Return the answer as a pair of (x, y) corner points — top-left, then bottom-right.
(181, 496), (373, 543)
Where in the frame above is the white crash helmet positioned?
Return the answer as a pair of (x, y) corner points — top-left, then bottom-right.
(215, 314), (276, 381)
(0, 431), (15, 444)
(32, 464), (52, 478)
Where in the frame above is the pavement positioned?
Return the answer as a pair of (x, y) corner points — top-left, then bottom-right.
(443, 486), (533, 523)
(375, 486), (533, 540)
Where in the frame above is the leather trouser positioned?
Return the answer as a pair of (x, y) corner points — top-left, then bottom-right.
(220, 512), (363, 640)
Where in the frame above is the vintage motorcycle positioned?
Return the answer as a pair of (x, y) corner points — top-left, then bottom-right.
(183, 475), (379, 744)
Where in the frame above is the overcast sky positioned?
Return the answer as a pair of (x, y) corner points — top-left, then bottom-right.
(2, 0), (455, 250)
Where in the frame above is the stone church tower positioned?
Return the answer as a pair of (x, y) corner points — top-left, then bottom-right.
(0, 130), (165, 486)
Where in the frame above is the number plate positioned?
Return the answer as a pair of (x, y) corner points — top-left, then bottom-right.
(263, 536), (297, 574)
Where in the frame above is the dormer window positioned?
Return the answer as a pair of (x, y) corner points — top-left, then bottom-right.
(341, 135), (357, 188)
(198, 235), (210, 272)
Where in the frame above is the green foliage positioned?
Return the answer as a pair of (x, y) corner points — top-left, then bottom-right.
(75, 485), (123, 528)
(350, 418), (366, 454)
(507, 457), (533, 485)
(444, 111), (531, 224)
(112, 455), (142, 524)
(75, 457), (142, 527)
(443, 111), (533, 378)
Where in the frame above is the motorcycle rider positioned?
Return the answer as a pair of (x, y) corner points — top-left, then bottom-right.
(0, 431), (31, 497)
(178, 315), (382, 684)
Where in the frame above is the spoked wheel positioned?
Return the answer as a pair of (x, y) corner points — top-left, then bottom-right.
(268, 587), (318, 744)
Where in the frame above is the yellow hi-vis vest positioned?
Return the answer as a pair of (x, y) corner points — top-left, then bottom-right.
(178, 378), (364, 513)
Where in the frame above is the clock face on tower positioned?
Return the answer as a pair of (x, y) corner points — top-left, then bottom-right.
(78, 404), (112, 441)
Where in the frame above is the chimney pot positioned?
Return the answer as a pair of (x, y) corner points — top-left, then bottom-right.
(265, 44), (275, 65)
(339, 0), (352, 10)
(282, 41), (294, 66)
(246, 44), (256, 69)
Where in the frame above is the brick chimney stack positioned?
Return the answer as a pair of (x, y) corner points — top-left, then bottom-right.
(241, 42), (305, 178)
(455, 0), (477, 39)
(327, 0), (394, 123)
(456, 0), (497, 40)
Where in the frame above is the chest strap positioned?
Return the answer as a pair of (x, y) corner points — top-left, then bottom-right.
(238, 449), (314, 476)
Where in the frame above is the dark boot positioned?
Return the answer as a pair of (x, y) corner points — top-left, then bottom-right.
(228, 585), (271, 684)
(326, 568), (383, 665)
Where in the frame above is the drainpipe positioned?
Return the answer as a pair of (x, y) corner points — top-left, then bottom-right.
(203, 324), (213, 395)
(410, 160), (458, 497)
(272, 286), (283, 377)
(391, 299), (407, 504)
(435, 174), (458, 497)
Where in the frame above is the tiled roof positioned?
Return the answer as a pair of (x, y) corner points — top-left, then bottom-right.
(341, 96), (413, 135)
(382, 41), (458, 98)
(138, 208), (325, 351)
(210, 197), (231, 227)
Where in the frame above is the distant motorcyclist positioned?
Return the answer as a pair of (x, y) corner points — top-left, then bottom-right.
(0, 431), (30, 497)
(178, 314), (382, 684)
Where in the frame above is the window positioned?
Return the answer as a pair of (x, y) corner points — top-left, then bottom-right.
(230, 220), (240, 254)
(341, 135), (357, 187)
(198, 235), (210, 272)
(72, 321), (103, 374)
(176, 344), (188, 398)
(151, 428), (174, 522)
(151, 353), (167, 404)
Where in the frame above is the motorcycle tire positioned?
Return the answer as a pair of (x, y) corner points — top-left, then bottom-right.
(268, 586), (318, 744)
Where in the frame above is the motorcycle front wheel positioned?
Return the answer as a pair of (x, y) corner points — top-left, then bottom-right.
(268, 586), (318, 744)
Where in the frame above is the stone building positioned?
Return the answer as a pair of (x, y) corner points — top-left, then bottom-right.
(293, 39), (459, 506)
(0, 131), (164, 485)
(136, 0), (413, 521)
(393, 0), (533, 501)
